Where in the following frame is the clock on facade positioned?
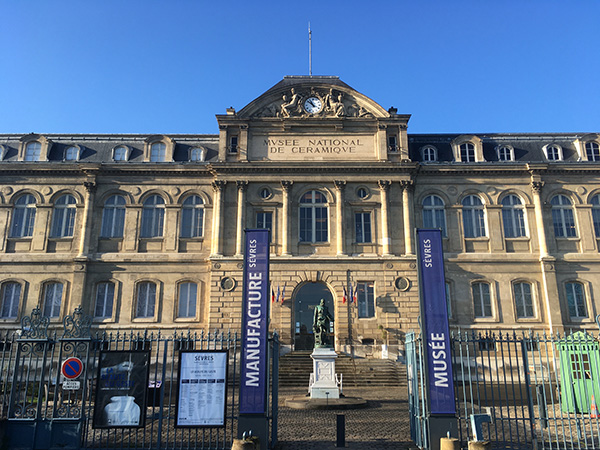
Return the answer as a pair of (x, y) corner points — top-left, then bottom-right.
(303, 97), (323, 114)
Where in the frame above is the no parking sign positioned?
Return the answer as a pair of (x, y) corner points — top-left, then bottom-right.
(61, 357), (83, 380)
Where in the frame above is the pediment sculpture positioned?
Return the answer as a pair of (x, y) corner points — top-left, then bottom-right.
(253, 87), (375, 119)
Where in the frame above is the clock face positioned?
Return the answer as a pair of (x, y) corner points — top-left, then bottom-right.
(304, 97), (323, 114)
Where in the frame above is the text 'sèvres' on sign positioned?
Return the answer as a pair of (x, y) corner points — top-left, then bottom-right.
(416, 229), (456, 415)
(239, 229), (270, 415)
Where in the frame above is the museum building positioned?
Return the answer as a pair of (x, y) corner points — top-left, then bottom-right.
(0, 76), (599, 357)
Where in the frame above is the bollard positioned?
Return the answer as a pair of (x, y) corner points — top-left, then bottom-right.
(468, 441), (490, 450)
(440, 437), (460, 450)
(336, 414), (345, 447)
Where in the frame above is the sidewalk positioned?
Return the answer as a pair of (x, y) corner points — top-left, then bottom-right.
(273, 386), (418, 449)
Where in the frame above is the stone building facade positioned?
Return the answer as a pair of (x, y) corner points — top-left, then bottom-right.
(1, 76), (599, 357)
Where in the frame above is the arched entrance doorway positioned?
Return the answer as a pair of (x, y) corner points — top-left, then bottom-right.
(294, 282), (334, 350)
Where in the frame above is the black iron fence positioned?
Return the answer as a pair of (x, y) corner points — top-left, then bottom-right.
(0, 307), (279, 450)
(407, 329), (600, 450)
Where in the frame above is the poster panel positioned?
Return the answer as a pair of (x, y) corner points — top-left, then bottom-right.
(416, 228), (456, 415)
(93, 350), (150, 428)
(175, 350), (228, 427)
(239, 229), (270, 414)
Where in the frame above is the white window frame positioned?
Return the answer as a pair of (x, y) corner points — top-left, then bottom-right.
(421, 146), (438, 162)
(501, 194), (527, 238)
(94, 282), (115, 319)
(51, 194), (77, 238)
(11, 194), (36, 238)
(189, 147), (205, 162)
(355, 211), (372, 243)
(42, 282), (63, 318)
(550, 194), (577, 237)
(496, 145), (514, 161)
(591, 194), (600, 237)
(177, 282), (197, 319)
(460, 143), (476, 162)
(150, 142), (167, 162)
(113, 145), (129, 162)
(229, 136), (238, 154)
(422, 195), (447, 237)
(299, 190), (328, 243)
(101, 195), (126, 238)
(513, 282), (535, 319)
(136, 281), (156, 319)
(0, 282), (21, 319)
(180, 195), (204, 238)
(141, 195), (165, 238)
(64, 146), (80, 161)
(462, 195), (487, 238)
(387, 135), (398, 152)
(565, 281), (588, 319)
(472, 281), (492, 318)
(357, 281), (375, 319)
(585, 142), (600, 162)
(25, 142), (41, 161)
(544, 144), (563, 161)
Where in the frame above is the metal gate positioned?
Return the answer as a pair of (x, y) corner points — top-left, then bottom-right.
(0, 306), (279, 450)
(407, 330), (600, 449)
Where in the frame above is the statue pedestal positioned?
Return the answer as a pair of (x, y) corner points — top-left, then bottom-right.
(310, 347), (340, 399)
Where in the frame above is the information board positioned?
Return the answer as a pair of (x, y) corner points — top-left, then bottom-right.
(176, 350), (228, 427)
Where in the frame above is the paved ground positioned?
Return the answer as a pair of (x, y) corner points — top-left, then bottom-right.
(273, 386), (419, 449)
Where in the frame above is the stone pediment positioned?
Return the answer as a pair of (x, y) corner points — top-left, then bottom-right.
(237, 76), (390, 120)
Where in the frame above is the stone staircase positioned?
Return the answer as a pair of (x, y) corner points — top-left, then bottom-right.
(278, 351), (407, 387)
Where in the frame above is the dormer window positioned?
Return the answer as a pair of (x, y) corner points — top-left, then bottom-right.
(388, 136), (398, 152)
(544, 144), (563, 161)
(189, 147), (206, 162)
(585, 142), (600, 161)
(64, 146), (80, 161)
(150, 143), (166, 162)
(497, 145), (514, 161)
(229, 136), (238, 154)
(25, 142), (41, 161)
(421, 146), (438, 162)
(113, 145), (129, 162)
(0, 145), (7, 161)
(460, 143), (475, 162)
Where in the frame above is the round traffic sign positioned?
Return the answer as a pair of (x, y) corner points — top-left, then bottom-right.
(61, 357), (83, 380)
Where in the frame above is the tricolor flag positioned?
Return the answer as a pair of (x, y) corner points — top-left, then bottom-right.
(276, 285), (281, 303)
(271, 286), (275, 303)
(342, 286), (347, 304)
(348, 284), (354, 304)
(281, 285), (286, 303)
(352, 283), (358, 304)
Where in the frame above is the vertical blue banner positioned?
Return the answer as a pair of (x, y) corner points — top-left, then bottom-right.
(239, 229), (270, 414)
(416, 229), (456, 415)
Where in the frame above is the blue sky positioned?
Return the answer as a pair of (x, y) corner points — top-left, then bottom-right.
(1, 1), (598, 135)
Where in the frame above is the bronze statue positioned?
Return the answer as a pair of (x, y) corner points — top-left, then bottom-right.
(313, 299), (334, 348)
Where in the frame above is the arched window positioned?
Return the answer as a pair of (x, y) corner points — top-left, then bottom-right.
(460, 143), (475, 162)
(513, 282), (534, 318)
(462, 195), (486, 238)
(95, 282), (115, 318)
(51, 194), (77, 237)
(472, 282), (492, 318)
(101, 195), (126, 238)
(550, 194), (576, 237)
(150, 143), (166, 162)
(501, 195), (526, 238)
(136, 281), (156, 318)
(421, 146), (437, 162)
(422, 195), (447, 236)
(141, 195), (165, 238)
(0, 282), (21, 318)
(544, 145), (562, 161)
(178, 282), (197, 318)
(299, 190), (328, 243)
(591, 194), (600, 237)
(180, 195), (204, 238)
(586, 142), (600, 161)
(497, 146), (514, 161)
(565, 282), (587, 319)
(64, 146), (79, 161)
(11, 194), (36, 237)
(113, 146), (128, 161)
(42, 282), (63, 318)
(189, 147), (205, 162)
(25, 142), (41, 161)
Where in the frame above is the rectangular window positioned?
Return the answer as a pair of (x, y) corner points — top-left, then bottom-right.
(136, 282), (156, 318)
(1, 282), (21, 318)
(43, 283), (63, 318)
(256, 212), (273, 242)
(95, 282), (115, 318)
(314, 206), (328, 242)
(357, 282), (375, 318)
(178, 282), (197, 318)
(355, 212), (372, 243)
(299, 207), (312, 242)
(472, 282), (492, 318)
(229, 136), (238, 153)
(514, 282), (534, 318)
(566, 282), (587, 318)
(388, 136), (398, 152)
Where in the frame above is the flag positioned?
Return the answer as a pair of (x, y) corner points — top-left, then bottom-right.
(271, 286), (275, 303)
(348, 284), (353, 304)
(276, 285), (280, 303)
(342, 286), (347, 304)
(352, 283), (358, 304)
(281, 285), (286, 303)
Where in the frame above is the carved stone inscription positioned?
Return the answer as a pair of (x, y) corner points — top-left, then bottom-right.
(250, 135), (375, 160)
